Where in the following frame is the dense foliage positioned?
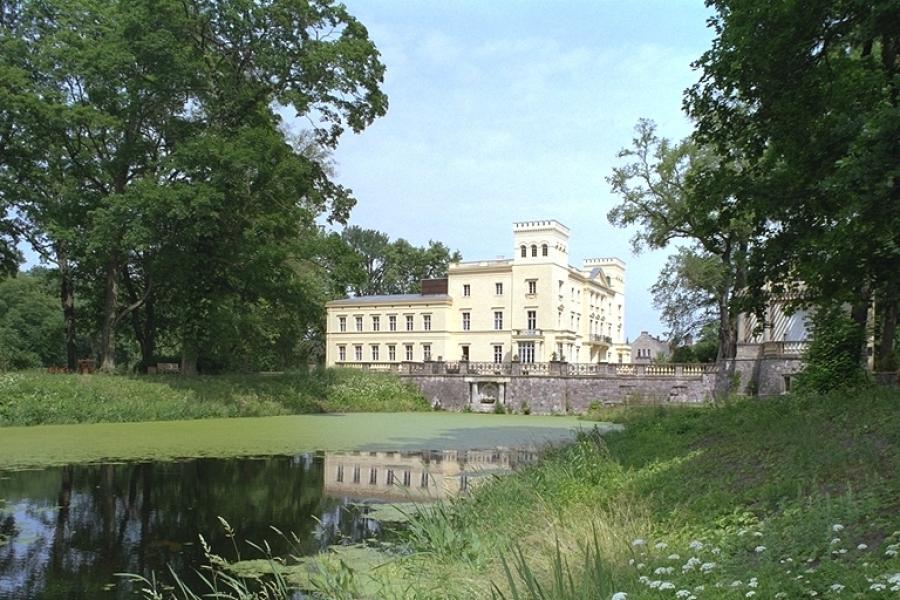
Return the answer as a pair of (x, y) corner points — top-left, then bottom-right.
(0, 0), (388, 373)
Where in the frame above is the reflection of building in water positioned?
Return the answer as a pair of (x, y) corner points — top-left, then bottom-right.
(323, 449), (539, 501)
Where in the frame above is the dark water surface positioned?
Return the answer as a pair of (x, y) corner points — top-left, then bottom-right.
(0, 449), (538, 599)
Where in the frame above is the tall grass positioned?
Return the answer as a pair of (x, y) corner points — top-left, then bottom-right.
(0, 367), (428, 426)
(396, 387), (900, 599)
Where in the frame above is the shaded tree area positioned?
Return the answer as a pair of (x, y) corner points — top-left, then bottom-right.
(612, 0), (899, 391)
(0, 0), (389, 372)
(340, 226), (462, 296)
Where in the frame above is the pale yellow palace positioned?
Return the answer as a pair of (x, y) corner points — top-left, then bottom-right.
(325, 220), (630, 366)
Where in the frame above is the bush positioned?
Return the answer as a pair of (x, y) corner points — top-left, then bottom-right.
(794, 303), (868, 394)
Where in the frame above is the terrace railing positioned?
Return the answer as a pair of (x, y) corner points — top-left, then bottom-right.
(335, 361), (716, 378)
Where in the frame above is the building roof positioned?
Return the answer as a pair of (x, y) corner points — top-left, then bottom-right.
(327, 293), (452, 306)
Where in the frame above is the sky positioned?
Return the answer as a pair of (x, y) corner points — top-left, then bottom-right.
(18, 1), (715, 342)
(301, 0), (716, 341)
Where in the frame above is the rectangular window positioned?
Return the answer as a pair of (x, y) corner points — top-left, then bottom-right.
(463, 284), (470, 297)
(339, 316), (347, 332)
(338, 346), (346, 362)
(336, 465), (344, 483)
(352, 466), (360, 484)
(371, 345), (379, 361)
(422, 344), (432, 361)
(405, 345), (413, 361)
(369, 468), (377, 485)
(403, 470), (412, 487)
(372, 315), (380, 331)
(461, 346), (469, 361)
(527, 280), (537, 295)
(423, 314), (431, 331)
(494, 311), (503, 330)
(420, 471), (429, 488)
(493, 345), (503, 363)
(495, 282), (503, 295)
(355, 316), (363, 332)
(519, 342), (536, 363)
(527, 310), (537, 330)
(386, 469), (395, 485)
(388, 345), (396, 361)
(462, 312), (470, 331)
(406, 315), (414, 331)
(389, 315), (397, 331)
(354, 345), (363, 361)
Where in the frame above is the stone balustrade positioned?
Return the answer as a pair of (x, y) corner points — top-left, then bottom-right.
(334, 360), (717, 378)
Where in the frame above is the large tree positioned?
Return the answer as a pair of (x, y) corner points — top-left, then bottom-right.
(608, 119), (758, 396)
(686, 0), (900, 370)
(651, 246), (721, 347)
(1, 0), (388, 371)
(341, 226), (462, 296)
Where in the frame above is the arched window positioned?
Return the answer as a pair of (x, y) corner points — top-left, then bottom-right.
(531, 245), (537, 257)
(520, 245), (527, 258)
(541, 244), (548, 256)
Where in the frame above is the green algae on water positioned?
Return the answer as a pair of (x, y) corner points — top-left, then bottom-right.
(0, 413), (605, 469)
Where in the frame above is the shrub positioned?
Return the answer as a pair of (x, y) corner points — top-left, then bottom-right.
(794, 304), (868, 394)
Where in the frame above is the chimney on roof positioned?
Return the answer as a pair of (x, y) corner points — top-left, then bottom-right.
(420, 278), (448, 295)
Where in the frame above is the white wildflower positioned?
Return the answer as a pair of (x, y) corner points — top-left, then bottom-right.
(636, 563), (645, 570)
(668, 553), (681, 561)
(831, 524), (844, 532)
(632, 538), (646, 547)
(654, 566), (674, 575)
(869, 583), (885, 591)
(655, 541), (668, 550)
(829, 583), (844, 593)
(754, 545), (766, 553)
(675, 590), (692, 599)
(628, 558), (635, 566)
(888, 573), (900, 585)
(746, 592), (756, 598)
(700, 562), (716, 573)
(689, 540), (704, 551)
(837, 548), (847, 554)
(775, 594), (788, 599)
(659, 581), (675, 591)
(748, 577), (758, 588)
(694, 585), (706, 592)
(752, 531), (763, 537)
(682, 557), (701, 573)
(731, 580), (743, 587)
(830, 538), (841, 545)
(611, 593), (628, 600)
(711, 546), (722, 555)
(857, 543), (868, 550)
(649, 579), (662, 589)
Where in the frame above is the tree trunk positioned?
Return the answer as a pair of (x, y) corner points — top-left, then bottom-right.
(875, 291), (898, 372)
(57, 243), (78, 371)
(181, 343), (198, 376)
(850, 285), (871, 369)
(99, 257), (119, 371)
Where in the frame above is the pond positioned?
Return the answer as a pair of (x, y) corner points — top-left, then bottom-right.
(0, 413), (601, 599)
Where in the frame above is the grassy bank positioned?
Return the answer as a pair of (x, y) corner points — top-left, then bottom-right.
(383, 388), (900, 599)
(0, 368), (428, 426)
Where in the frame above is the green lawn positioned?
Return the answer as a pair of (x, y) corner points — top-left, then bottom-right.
(0, 368), (429, 426)
(377, 387), (900, 599)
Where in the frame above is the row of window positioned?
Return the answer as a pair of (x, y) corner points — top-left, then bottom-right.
(335, 465), (432, 488)
(338, 314), (431, 333)
(460, 280), (538, 296)
(337, 344), (425, 362)
(520, 244), (549, 258)
(337, 343), (508, 364)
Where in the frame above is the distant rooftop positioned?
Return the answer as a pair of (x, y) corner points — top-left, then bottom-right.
(513, 219), (569, 233)
(328, 293), (451, 305)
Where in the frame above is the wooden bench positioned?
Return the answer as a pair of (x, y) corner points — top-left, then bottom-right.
(156, 362), (181, 375)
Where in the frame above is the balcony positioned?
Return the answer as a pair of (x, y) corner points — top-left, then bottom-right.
(513, 328), (543, 338)
(588, 334), (613, 345)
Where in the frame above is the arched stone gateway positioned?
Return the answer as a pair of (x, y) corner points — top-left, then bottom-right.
(466, 378), (508, 412)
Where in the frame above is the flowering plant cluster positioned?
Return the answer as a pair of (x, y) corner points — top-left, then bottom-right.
(607, 524), (900, 599)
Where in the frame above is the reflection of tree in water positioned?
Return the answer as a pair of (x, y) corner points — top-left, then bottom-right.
(0, 455), (363, 600)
